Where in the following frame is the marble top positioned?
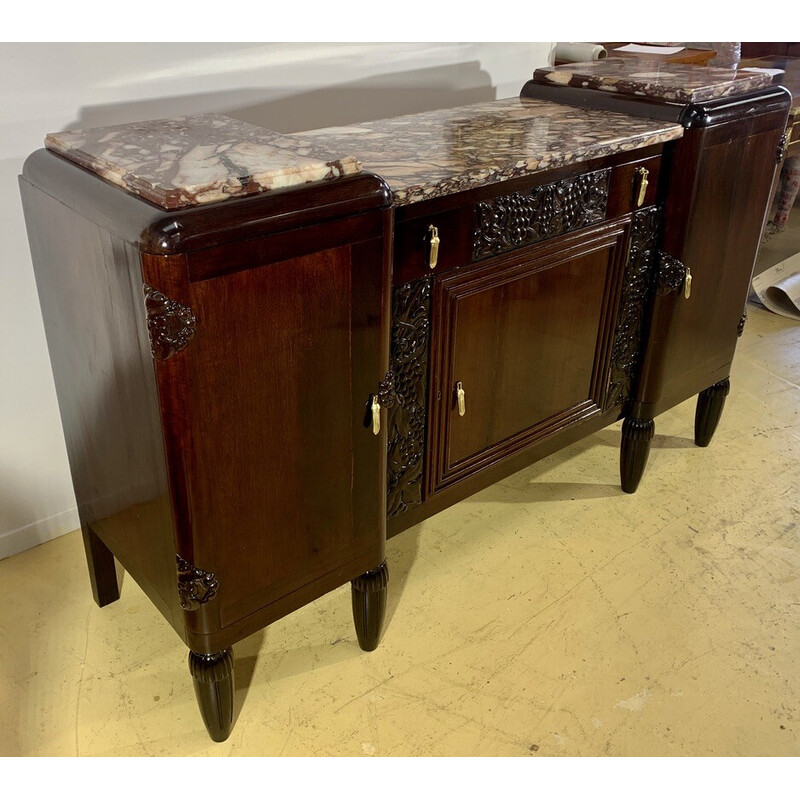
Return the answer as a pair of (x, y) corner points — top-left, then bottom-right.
(534, 58), (773, 104)
(45, 98), (684, 209)
(294, 97), (684, 205)
(45, 114), (362, 209)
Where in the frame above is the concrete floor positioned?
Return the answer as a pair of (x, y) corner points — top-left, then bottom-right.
(2, 251), (799, 756)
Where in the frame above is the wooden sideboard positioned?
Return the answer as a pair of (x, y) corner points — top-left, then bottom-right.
(19, 78), (789, 742)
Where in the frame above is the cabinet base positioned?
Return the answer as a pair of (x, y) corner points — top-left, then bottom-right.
(695, 378), (730, 447)
(189, 648), (235, 742)
(81, 526), (120, 608)
(351, 561), (389, 652)
(620, 417), (655, 494)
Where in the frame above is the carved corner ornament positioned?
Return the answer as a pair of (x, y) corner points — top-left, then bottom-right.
(143, 283), (196, 360)
(654, 251), (687, 296)
(176, 555), (219, 611)
(777, 132), (788, 163)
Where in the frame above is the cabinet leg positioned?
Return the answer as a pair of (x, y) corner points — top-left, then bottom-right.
(188, 648), (235, 742)
(695, 378), (730, 447)
(351, 561), (389, 652)
(620, 417), (655, 494)
(81, 525), (120, 607)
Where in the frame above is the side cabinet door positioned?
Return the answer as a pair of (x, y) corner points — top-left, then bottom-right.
(172, 238), (389, 633)
(641, 93), (789, 411)
(429, 221), (628, 492)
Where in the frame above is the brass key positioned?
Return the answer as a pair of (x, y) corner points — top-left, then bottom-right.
(428, 224), (440, 269)
(371, 394), (381, 435)
(456, 382), (466, 416)
(636, 166), (649, 207)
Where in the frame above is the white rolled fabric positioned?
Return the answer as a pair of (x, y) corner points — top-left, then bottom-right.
(554, 42), (607, 63)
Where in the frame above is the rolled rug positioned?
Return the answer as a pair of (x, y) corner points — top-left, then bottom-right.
(554, 42), (607, 63)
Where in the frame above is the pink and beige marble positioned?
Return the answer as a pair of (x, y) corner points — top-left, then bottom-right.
(533, 58), (773, 104)
(295, 97), (684, 205)
(45, 114), (362, 209)
(46, 98), (685, 210)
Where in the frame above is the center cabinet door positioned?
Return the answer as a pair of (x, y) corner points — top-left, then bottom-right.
(177, 238), (390, 632)
(429, 221), (628, 492)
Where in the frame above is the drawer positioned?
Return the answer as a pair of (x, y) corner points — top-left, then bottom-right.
(393, 152), (662, 286)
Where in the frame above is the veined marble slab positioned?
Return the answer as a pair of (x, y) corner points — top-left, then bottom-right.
(45, 114), (362, 209)
(295, 97), (684, 205)
(533, 58), (772, 104)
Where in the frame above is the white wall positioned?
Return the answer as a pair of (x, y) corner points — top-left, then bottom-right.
(0, 42), (555, 559)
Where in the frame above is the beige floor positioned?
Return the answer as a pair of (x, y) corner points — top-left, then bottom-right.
(3, 268), (800, 758)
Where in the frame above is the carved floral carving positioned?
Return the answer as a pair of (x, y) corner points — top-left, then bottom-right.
(655, 252), (687, 296)
(607, 207), (661, 408)
(377, 370), (397, 408)
(777, 132), (788, 163)
(386, 277), (432, 519)
(177, 555), (219, 611)
(143, 283), (196, 360)
(473, 168), (611, 259)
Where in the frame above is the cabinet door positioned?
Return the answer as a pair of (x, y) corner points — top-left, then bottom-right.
(428, 221), (628, 492)
(637, 90), (789, 414)
(168, 237), (390, 637)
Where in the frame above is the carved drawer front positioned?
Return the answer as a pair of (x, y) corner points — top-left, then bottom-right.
(428, 221), (629, 493)
(393, 154), (661, 286)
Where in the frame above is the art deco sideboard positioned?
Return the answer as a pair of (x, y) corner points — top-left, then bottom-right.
(19, 60), (790, 741)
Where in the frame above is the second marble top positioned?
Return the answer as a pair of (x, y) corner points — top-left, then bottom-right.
(294, 97), (684, 205)
(533, 58), (773, 104)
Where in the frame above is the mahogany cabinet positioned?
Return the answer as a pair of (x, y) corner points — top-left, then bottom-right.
(521, 81), (791, 492)
(20, 150), (394, 740)
(18, 84), (788, 743)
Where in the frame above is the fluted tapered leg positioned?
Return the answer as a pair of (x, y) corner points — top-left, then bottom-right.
(81, 525), (120, 607)
(620, 417), (655, 494)
(695, 378), (730, 447)
(351, 561), (389, 652)
(189, 648), (234, 742)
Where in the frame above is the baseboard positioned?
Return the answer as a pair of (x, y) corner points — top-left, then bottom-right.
(0, 507), (80, 561)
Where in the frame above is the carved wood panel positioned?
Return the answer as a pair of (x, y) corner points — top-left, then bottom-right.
(473, 168), (611, 260)
(606, 207), (661, 409)
(386, 277), (432, 519)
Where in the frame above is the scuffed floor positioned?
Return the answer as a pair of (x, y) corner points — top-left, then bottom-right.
(1, 303), (798, 756)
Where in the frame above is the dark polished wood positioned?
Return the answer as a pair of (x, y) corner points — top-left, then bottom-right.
(188, 648), (235, 742)
(81, 525), (120, 607)
(392, 145), (663, 286)
(351, 561), (389, 652)
(21, 151), (393, 739)
(695, 378), (731, 447)
(428, 221), (628, 493)
(635, 87), (790, 421)
(20, 85), (787, 742)
(620, 417), (655, 494)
